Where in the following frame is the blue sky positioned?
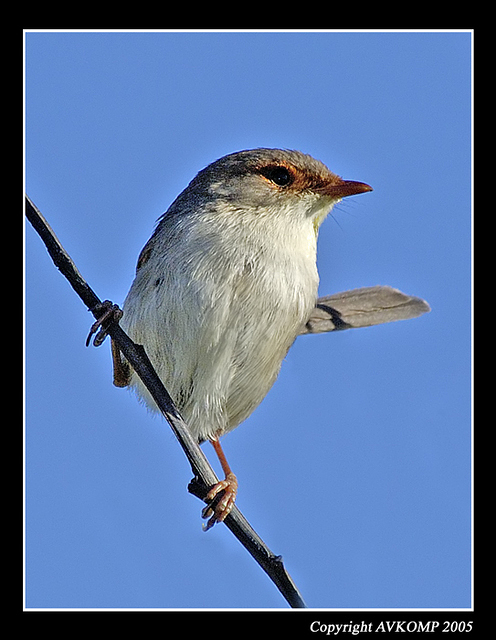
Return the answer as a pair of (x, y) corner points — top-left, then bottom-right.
(25, 30), (472, 610)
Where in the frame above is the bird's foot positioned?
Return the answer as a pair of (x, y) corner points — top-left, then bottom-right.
(201, 472), (238, 531)
(86, 300), (123, 347)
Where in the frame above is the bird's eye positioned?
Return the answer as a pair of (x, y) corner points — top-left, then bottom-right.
(259, 165), (294, 187)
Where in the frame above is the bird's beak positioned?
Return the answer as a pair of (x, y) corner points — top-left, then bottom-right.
(319, 179), (373, 199)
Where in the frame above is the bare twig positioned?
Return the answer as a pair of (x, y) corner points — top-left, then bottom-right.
(25, 195), (307, 609)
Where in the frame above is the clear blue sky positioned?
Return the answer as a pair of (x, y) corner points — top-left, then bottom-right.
(25, 30), (472, 610)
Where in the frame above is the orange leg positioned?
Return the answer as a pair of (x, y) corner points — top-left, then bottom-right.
(201, 438), (238, 531)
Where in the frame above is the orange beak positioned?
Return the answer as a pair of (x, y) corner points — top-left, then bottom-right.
(320, 178), (373, 199)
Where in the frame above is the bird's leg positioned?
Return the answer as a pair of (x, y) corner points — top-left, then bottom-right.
(202, 438), (238, 531)
(111, 338), (131, 388)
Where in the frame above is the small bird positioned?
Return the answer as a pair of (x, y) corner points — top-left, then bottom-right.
(112, 148), (375, 529)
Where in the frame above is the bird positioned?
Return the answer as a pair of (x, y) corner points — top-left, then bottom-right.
(111, 147), (375, 530)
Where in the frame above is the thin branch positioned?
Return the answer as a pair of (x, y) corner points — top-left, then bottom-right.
(25, 195), (307, 609)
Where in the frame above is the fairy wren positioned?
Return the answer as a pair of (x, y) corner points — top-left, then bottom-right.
(112, 148), (372, 529)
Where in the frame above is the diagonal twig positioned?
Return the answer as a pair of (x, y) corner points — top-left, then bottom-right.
(25, 195), (307, 609)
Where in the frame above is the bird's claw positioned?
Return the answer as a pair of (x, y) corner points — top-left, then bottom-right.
(86, 300), (123, 347)
(201, 472), (238, 531)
